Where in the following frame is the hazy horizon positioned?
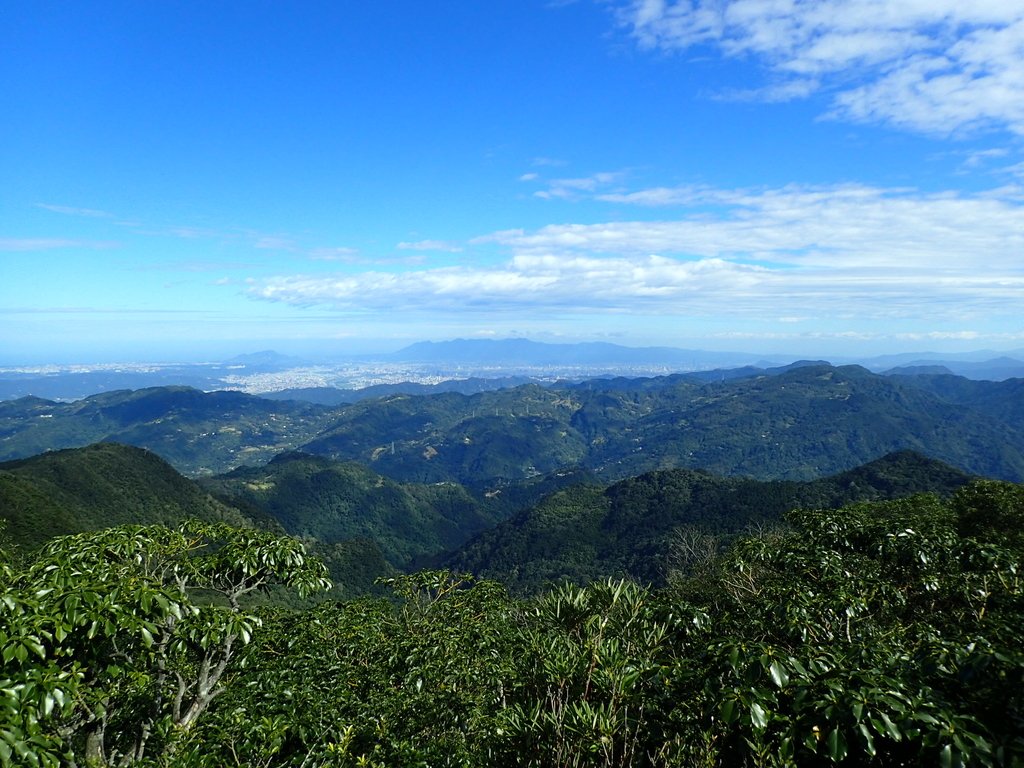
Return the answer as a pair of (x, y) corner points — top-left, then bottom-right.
(3, 335), (1024, 370)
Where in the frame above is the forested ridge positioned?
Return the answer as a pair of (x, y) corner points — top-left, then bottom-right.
(0, 442), (978, 596)
(0, 444), (266, 551)
(444, 450), (976, 593)
(4, 365), (1024, 483)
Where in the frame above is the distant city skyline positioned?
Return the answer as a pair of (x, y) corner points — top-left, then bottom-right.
(3, 1), (1023, 364)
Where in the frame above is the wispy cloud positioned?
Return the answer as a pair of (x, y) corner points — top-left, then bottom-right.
(1004, 162), (1024, 179)
(532, 171), (628, 200)
(484, 183), (1024, 271)
(247, 183), (1024, 324)
(35, 202), (115, 218)
(253, 235), (298, 251)
(531, 157), (568, 167)
(396, 239), (464, 253)
(36, 203), (116, 218)
(309, 247), (360, 262)
(618, 1), (1024, 135)
(595, 185), (709, 206)
(956, 147), (1011, 170)
(30, 203), (365, 264)
(162, 226), (229, 240)
(0, 238), (119, 251)
(133, 259), (263, 272)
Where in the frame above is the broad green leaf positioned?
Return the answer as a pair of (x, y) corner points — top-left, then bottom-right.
(826, 728), (848, 763)
(720, 699), (738, 724)
(749, 702), (768, 731)
(858, 722), (876, 756)
(879, 712), (902, 742)
(769, 660), (789, 688)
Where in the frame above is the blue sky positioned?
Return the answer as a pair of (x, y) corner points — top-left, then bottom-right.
(2, 1), (1023, 363)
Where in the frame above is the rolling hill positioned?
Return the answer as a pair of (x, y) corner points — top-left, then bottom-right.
(0, 440), (993, 601)
(1, 365), (1022, 489)
(303, 364), (1024, 484)
(0, 386), (337, 475)
(443, 450), (977, 593)
(0, 444), (419, 598)
(198, 451), (498, 569)
(0, 442), (262, 551)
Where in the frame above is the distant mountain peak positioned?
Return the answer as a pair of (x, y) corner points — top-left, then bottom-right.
(389, 338), (780, 368)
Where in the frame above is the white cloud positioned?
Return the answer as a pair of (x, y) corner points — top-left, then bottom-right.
(957, 147), (1011, 170)
(36, 203), (115, 218)
(534, 171), (628, 200)
(596, 185), (709, 205)
(253, 236), (297, 251)
(618, 0), (1024, 135)
(1004, 162), (1024, 178)
(248, 183), (1024, 324)
(505, 182), (1024, 271)
(897, 330), (982, 341)
(249, 255), (766, 313)
(396, 239), (464, 253)
(165, 226), (226, 240)
(721, 77), (820, 102)
(309, 247), (360, 261)
(531, 157), (568, 167)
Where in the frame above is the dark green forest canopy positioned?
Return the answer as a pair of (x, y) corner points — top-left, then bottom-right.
(3, 483), (1022, 767)
(301, 365), (1024, 484)
(1, 441), (976, 598)
(0, 387), (336, 475)
(197, 451), (498, 569)
(0, 443), (265, 551)
(444, 450), (976, 593)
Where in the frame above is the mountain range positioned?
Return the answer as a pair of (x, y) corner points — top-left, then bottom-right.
(4, 339), (1024, 404)
(3, 355), (1022, 599)
(2, 363), (1023, 485)
(0, 441), (978, 597)
(386, 338), (785, 368)
(443, 450), (975, 593)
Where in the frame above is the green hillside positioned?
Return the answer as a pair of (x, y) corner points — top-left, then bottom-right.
(301, 384), (585, 484)
(304, 365), (1024, 485)
(574, 364), (1024, 481)
(2, 367), (1023, 487)
(887, 371), (1024, 429)
(445, 450), (976, 593)
(199, 451), (499, 568)
(0, 386), (337, 475)
(0, 442), (261, 551)
(0, 443), (400, 600)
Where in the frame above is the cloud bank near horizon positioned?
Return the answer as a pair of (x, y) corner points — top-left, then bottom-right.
(247, 183), (1024, 325)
